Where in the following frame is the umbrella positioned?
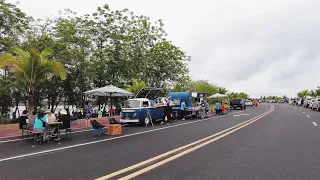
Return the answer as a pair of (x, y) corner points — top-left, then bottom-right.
(208, 93), (228, 99)
(84, 85), (133, 117)
(84, 85), (133, 97)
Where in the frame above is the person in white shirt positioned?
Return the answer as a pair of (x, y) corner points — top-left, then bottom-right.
(46, 109), (56, 123)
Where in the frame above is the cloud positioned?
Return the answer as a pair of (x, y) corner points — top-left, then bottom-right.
(13, 0), (320, 97)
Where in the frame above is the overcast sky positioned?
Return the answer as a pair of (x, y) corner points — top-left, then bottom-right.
(11, 0), (320, 98)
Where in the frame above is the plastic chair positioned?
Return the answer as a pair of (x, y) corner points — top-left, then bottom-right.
(90, 120), (105, 136)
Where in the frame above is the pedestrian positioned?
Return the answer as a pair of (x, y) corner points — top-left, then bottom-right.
(200, 102), (206, 118)
(84, 101), (93, 128)
(180, 100), (187, 120)
(204, 100), (209, 117)
(161, 99), (171, 125)
(215, 101), (221, 115)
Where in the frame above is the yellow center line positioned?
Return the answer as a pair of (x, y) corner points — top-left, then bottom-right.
(95, 105), (274, 180)
(119, 105), (274, 180)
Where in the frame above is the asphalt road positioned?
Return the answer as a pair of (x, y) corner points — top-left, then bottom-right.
(1, 103), (319, 179)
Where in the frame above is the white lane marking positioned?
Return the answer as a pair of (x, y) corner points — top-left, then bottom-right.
(0, 125), (129, 143)
(312, 122), (318, 126)
(0, 111), (247, 162)
(307, 115), (310, 118)
(0, 111), (244, 144)
(233, 114), (250, 117)
(303, 112), (305, 113)
(282, 107), (284, 108)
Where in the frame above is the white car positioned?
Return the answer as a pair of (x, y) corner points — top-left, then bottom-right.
(303, 98), (312, 107)
(244, 100), (253, 106)
(312, 98), (320, 111)
(309, 99), (316, 109)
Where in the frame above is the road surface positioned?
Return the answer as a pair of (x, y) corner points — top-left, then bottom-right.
(1, 103), (319, 179)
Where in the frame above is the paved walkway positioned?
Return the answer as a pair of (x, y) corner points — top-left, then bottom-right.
(0, 116), (120, 139)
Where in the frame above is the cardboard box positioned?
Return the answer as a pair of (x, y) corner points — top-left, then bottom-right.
(107, 124), (122, 135)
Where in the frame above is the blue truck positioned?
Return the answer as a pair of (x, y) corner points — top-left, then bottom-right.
(167, 92), (206, 119)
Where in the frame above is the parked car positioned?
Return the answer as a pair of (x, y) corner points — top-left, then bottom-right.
(244, 100), (253, 107)
(303, 98), (312, 108)
(311, 98), (320, 111)
(230, 99), (246, 110)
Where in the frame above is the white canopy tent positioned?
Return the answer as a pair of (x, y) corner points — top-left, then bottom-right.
(84, 85), (133, 117)
(208, 93), (228, 99)
(84, 85), (133, 97)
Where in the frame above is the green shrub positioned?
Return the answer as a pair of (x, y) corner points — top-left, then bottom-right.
(0, 117), (13, 124)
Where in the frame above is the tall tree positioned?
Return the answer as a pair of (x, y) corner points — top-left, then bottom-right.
(0, 47), (66, 111)
(0, 0), (30, 53)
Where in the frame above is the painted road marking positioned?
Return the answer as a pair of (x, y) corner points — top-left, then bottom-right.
(0, 111), (243, 144)
(307, 115), (310, 118)
(0, 129), (94, 143)
(303, 112), (305, 113)
(96, 105), (274, 180)
(233, 113), (250, 117)
(312, 122), (318, 126)
(0, 111), (245, 161)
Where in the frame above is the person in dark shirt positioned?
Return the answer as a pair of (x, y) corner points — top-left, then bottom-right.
(18, 110), (29, 129)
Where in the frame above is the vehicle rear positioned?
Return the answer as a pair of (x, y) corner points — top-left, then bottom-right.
(244, 100), (252, 107)
(311, 98), (320, 110)
(230, 99), (245, 109)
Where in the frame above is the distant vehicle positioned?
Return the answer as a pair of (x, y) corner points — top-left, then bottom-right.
(279, 99), (284, 103)
(244, 100), (253, 107)
(303, 98), (312, 108)
(309, 99), (316, 109)
(311, 98), (320, 111)
(230, 99), (246, 110)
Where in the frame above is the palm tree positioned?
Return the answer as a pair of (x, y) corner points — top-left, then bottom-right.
(0, 47), (66, 112)
(309, 90), (317, 97)
(126, 78), (147, 96)
(297, 89), (309, 98)
(217, 87), (228, 94)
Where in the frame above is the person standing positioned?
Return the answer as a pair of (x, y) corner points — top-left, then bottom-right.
(180, 101), (187, 120)
(200, 102), (206, 119)
(84, 101), (93, 128)
(204, 100), (209, 118)
(215, 101), (221, 115)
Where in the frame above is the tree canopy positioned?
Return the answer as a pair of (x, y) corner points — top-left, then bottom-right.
(0, 1), (250, 116)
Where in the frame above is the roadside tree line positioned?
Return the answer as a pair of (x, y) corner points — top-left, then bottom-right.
(297, 87), (320, 98)
(0, 0), (249, 119)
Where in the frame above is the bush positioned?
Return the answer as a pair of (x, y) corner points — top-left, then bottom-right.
(0, 117), (13, 124)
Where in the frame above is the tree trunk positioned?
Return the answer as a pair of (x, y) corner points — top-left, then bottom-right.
(28, 94), (34, 113)
(27, 83), (35, 121)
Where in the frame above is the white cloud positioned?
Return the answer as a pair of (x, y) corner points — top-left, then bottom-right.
(12, 0), (320, 97)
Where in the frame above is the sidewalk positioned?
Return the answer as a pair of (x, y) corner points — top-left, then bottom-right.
(0, 116), (120, 139)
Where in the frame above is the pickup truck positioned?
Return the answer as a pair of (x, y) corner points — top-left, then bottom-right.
(230, 99), (246, 110)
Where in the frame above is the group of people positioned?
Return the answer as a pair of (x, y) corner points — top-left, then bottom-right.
(18, 109), (71, 142)
(215, 101), (227, 115)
